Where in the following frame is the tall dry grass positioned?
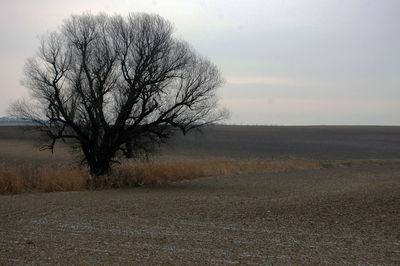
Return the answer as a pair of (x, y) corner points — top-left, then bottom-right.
(0, 164), (89, 194)
(0, 158), (321, 194)
(1, 157), (400, 195)
(107, 158), (321, 187)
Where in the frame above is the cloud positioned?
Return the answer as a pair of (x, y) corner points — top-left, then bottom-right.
(221, 97), (400, 125)
(1, 0), (399, 125)
(226, 76), (328, 89)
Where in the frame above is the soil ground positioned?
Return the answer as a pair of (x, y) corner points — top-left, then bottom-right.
(1, 164), (399, 264)
(0, 125), (400, 264)
(164, 125), (400, 160)
(2, 125), (400, 166)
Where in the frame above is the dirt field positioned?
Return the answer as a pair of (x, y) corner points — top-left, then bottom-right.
(0, 126), (74, 167)
(0, 125), (400, 264)
(1, 125), (400, 166)
(163, 125), (400, 160)
(1, 165), (399, 264)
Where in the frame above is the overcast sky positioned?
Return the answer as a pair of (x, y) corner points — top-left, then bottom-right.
(1, 0), (399, 125)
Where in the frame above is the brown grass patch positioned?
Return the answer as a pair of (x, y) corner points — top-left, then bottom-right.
(1, 158), (400, 195)
(320, 158), (400, 168)
(106, 158), (321, 187)
(0, 164), (89, 195)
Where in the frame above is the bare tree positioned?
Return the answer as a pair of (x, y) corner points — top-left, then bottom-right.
(11, 12), (227, 178)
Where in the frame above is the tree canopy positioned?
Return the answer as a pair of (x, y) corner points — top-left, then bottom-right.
(11, 12), (227, 177)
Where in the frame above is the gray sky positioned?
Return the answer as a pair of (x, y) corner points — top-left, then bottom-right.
(1, 0), (399, 125)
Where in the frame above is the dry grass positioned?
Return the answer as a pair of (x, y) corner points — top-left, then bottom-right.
(107, 158), (321, 187)
(320, 158), (400, 168)
(0, 164), (89, 194)
(1, 157), (400, 195)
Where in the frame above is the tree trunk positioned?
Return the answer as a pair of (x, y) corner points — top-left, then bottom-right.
(86, 154), (112, 188)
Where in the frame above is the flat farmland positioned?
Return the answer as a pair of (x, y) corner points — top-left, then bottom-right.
(163, 125), (400, 160)
(0, 125), (400, 264)
(2, 125), (400, 165)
